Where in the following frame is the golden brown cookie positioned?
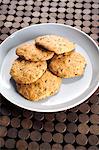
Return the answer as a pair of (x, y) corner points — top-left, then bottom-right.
(17, 70), (62, 101)
(35, 35), (75, 54)
(49, 51), (86, 78)
(16, 42), (54, 61)
(10, 59), (47, 84)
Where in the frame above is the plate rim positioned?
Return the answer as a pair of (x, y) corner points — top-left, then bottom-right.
(0, 23), (99, 112)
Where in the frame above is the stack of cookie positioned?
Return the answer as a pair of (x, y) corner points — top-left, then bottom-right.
(10, 35), (86, 101)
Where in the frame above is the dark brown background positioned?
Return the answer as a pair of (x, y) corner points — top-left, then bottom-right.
(0, 0), (99, 149)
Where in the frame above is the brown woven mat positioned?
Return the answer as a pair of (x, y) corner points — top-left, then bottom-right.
(0, 0), (99, 149)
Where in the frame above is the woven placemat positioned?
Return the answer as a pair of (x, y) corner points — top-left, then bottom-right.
(0, 0), (99, 149)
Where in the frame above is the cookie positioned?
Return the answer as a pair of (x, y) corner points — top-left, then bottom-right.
(35, 35), (75, 54)
(10, 59), (47, 84)
(49, 51), (86, 78)
(16, 42), (54, 61)
(16, 70), (62, 101)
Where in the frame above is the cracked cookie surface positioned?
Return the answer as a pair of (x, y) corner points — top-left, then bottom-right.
(17, 70), (62, 101)
(10, 58), (47, 84)
(16, 42), (54, 61)
(49, 51), (86, 78)
(35, 35), (75, 54)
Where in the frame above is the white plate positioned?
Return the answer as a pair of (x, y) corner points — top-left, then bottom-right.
(0, 23), (99, 112)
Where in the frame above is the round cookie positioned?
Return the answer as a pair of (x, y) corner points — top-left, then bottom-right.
(35, 35), (75, 54)
(17, 70), (62, 101)
(49, 51), (86, 78)
(10, 59), (47, 84)
(16, 42), (54, 61)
